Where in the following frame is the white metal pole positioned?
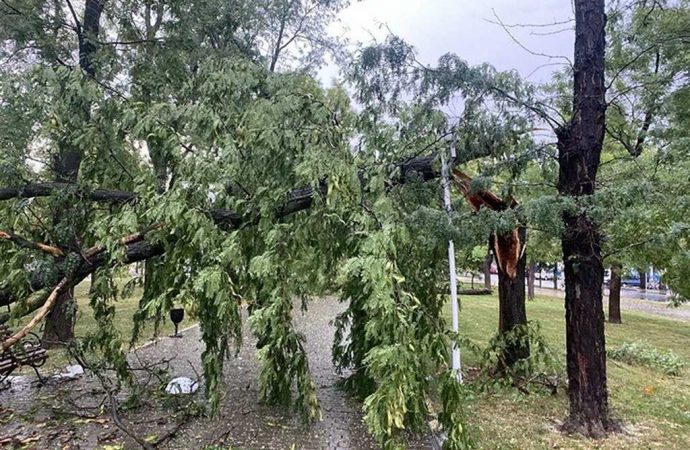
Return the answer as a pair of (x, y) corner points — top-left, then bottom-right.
(442, 141), (462, 382)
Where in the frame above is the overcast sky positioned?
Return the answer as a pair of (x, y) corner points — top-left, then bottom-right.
(322, 0), (576, 85)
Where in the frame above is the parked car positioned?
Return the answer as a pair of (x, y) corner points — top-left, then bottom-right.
(621, 278), (641, 287)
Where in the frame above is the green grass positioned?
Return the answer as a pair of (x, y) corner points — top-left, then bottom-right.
(454, 294), (690, 449)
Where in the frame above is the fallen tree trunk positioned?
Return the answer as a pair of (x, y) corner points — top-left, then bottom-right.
(0, 156), (442, 309)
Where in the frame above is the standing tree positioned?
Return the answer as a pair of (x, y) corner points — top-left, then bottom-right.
(556, 0), (615, 436)
(602, 0), (690, 319)
(607, 262), (623, 323)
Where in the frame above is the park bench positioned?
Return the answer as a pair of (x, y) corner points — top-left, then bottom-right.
(0, 323), (47, 384)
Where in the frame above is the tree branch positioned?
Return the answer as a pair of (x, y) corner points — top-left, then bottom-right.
(0, 155), (448, 309)
(0, 231), (65, 257)
(1, 277), (67, 350)
(0, 182), (137, 203)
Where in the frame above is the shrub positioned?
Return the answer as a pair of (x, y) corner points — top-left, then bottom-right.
(608, 341), (685, 376)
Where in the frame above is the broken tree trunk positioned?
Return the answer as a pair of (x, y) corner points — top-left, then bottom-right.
(493, 227), (529, 368)
(452, 169), (529, 366)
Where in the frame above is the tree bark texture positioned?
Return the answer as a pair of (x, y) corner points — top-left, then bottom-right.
(493, 227), (529, 368)
(556, 0), (612, 437)
(608, 264), (622, 324)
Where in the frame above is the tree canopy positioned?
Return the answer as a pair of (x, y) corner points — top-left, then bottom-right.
(1, 0), (689, 448)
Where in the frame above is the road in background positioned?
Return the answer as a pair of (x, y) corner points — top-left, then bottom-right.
(466, 274), (671, 302)
(459, 274), (690, 322)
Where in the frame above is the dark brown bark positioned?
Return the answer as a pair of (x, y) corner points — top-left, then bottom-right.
(493, 227), (529, 368)
(0, 183), (137, 203)
(42, 291), (77, 346)
(527, 260), (536, 301)
(553, 263), (558, 290)
(483, 250), (493, 291)
(608, 264), (622, 324)
(556, 0), (613, 437)
(78, 0), (105, 78)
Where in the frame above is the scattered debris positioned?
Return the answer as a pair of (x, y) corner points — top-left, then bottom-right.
(54, 365), (85, 380)
(165, 377), (198, 395)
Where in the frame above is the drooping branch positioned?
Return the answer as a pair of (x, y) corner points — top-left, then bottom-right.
(0, 157), (441, 309)
(1, 157), (437, 225)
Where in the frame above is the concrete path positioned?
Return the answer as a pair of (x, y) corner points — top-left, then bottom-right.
(0, 297), (431, 449)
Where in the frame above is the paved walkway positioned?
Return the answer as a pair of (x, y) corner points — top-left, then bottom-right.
(1, 297), (430, 449)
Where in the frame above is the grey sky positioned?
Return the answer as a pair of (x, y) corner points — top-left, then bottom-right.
(324, 0), (575, 84)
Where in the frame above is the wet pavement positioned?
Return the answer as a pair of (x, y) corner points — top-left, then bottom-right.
(1, 297), (432, 449)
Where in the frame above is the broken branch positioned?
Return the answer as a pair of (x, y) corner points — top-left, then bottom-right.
(1, 276), (69, 350)
(0, 230), (65, 257)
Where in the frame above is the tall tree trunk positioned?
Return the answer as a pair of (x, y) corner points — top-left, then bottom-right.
(493, 228), (529, 368)
(553, 263), (558, 290)
(608, 264), (622, 324)
(43, 0), (104, 348)
(527, 260), (536, 301)
(557, 0), (613, 437)
(483, 250), (493, 291)
(638, 268), (647, 290)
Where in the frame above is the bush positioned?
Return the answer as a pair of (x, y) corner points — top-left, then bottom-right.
(608, 341), (685, 376)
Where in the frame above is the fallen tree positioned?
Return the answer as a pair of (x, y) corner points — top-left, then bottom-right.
(0, 155), (442, 318)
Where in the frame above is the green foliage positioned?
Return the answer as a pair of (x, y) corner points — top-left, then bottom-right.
(461, 322), (563, 392)
(1, 0), (687, 448)
(438, 371), (474, 450)
(84, 268), (131, 382)
(608, 341), (685, 376)
(333, 219), (471, 448)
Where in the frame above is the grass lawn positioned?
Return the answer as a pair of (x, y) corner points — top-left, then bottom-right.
(454, 293), (690, 449)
